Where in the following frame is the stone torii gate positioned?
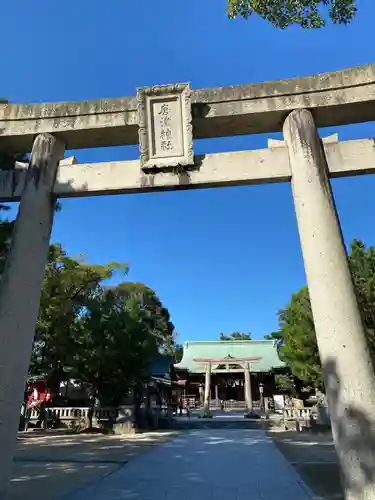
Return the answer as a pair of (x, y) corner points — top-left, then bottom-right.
(193, 356), (261, 415)
(1, 64), (375, 498)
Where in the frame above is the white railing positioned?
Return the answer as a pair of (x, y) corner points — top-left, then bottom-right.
(223, 400), (262, 410)
(29, 406), (119, 421)
(283, 407), (316, 421)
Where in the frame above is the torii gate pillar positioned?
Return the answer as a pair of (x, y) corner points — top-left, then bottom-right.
(243, 362), (253, 413)
(0, 134), (64, 499)
(284, 109), (375, 500)
(202, 362), (212, 415)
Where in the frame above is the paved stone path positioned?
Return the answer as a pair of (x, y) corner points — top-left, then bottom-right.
(67, 428), (314, 499)
(9, 431), (175, 500)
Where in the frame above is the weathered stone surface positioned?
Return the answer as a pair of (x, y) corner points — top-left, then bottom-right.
(0, 134), (65, 499)
(1, 63), (375, 152)
(202, 363), (211, 415)
(244, 363), (252, 412)
(1, 137), (375, 202)
(284, 109), (375, 500)
(137, 83), (193, 170)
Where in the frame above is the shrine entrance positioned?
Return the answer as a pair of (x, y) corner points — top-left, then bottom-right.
(215, 360), (246, 402)
(2, 63), (375, 498)
(223, 381), (243, 402)
(193, 356), (260, 414)
(175, 339), (283, 410)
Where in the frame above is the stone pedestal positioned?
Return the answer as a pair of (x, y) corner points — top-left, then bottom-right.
(0, 134), (64, 499)
(284, 108), (375, 500)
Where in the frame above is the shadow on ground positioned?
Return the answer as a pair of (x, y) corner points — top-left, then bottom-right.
(174, 419), (263, 431)
(270, 430), (343, 500)
(270, 357), (375, 500)
(174, 409), (264, 431)
(9, 431), (176, 500)
(66, 428), (313, 500)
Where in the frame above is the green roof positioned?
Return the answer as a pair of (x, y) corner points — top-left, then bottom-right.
(175, 340), (284, 373)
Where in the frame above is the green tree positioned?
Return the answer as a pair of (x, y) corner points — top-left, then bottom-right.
(274, 373), (297, 396)
(277, 239), (375, 390)
(349, 239), (375, 361)
(31, 264), (176, 412)
(227, 0), (356, 28)
(70, 287), (160, 411)
(220, 332), (252, 341)
(107, 282), (176, 354)
(264, 330), (283, 347)
(30, 244), (127, 393)
(277, 287), (323, 389)
(171, 343), (184, 363)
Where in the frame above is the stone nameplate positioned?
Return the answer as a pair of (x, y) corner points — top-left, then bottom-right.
(137, 83), (194, 170)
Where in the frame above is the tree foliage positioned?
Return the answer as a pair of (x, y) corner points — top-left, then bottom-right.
(275, 239), (375, 390)
(274, 373), (298, 396)
(227, 0), (357, 29)
(106, 282), (176, 355)
(349, 240), (375, 361)
(171, 343), (184, 363)
(30, 244), (128, 392)
(30, 250), (178, 403)
(277, 286), (323, 389)
(220, 332), (252, 341)
(70, 287), (163, 405)
(1, 202), (177, 404)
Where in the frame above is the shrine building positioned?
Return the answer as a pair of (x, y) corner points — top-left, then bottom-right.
(174, 340), (285, 409)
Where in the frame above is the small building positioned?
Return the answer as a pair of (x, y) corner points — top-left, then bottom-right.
(174, 340), (285, 409)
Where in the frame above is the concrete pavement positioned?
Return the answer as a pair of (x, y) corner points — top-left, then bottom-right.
(9, 431), (176, 500)
(67, 428), (315, 500)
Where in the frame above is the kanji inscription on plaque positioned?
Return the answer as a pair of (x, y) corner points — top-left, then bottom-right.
(137, 83), (193, 170)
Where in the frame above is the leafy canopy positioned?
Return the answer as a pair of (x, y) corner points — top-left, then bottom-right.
(227, 0), (357, 29)
(220, 332), (252, 341)
(28, 246), (178, 404)
(70, 286), (164, 405)
(107, 282), (176, 355)
(274, 239), (375, 390)
(1, 195), (178, 405)
(30, 244), (128, 390)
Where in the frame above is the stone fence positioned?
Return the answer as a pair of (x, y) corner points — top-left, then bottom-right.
(209, 400), (262, 410)
(26, 404), (174, 434)
(282, 405), (331, 432)
(283, 407), (316, 421)
(29, 406), (119, 422)
(27, 406), (136, 434)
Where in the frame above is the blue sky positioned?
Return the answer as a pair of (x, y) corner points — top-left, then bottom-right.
(2, 0), (375, 343)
